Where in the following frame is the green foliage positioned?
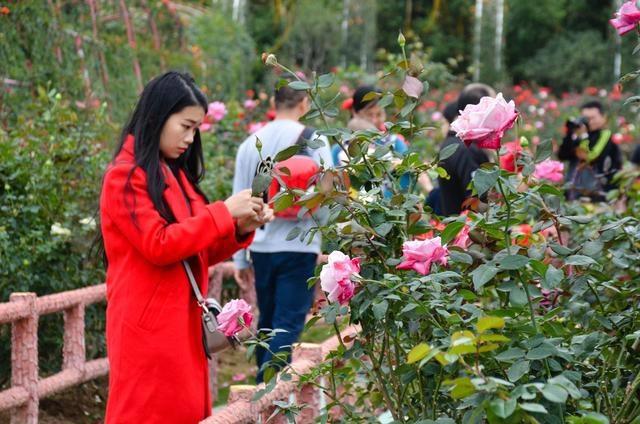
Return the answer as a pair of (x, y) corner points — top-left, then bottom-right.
(188, 9), (256, 101)
(0, 88), (112, 385)
(254, 47), (640, 423)
(520, 31), (614, 92)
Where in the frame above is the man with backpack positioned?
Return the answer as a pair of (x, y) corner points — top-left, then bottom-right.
(232, 81), (333, 382)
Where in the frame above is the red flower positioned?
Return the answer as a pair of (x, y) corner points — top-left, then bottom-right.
(341, 98), (354, 110)
(0, 6), (9, 14)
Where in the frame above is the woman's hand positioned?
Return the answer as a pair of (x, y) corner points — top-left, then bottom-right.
(237, 203), (274, 235)
(224, 189), (264, 220)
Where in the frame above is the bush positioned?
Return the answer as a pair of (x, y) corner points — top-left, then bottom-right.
(520, 31), (613, 92)
(0, 88), (112, 385)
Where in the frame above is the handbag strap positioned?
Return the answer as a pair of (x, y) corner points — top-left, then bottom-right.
(182, 260), (207, 308)
(182, 260), (224, 314)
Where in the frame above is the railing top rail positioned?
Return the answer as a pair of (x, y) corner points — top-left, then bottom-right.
(36, 284), (106, 315)
(0, 284), (107, 325)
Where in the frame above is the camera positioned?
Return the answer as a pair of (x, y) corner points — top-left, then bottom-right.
(566, 116), (589, 132)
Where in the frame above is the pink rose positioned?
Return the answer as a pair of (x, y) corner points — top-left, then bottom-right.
(199, 122), (212, 132)
(532, 159), (564, 183)
(243, 99), (257, 111)
(610, 1), (640, 36)
(396, 237), (449, 276)
(452, 224), (471, 249)
(207, 101), (227, 123)
(217, 299), (253, 337)
(450, 93), (518, 149)
(320, 251), (360, 305)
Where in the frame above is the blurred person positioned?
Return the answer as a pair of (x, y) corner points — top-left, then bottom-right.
(559, 100), (622, 201)
(232, 80), (333, 383)
(332, 85), (409, 166)
(437, 83), (496, 216)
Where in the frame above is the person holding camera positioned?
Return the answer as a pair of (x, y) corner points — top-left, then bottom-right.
(558, 100), (622, 201)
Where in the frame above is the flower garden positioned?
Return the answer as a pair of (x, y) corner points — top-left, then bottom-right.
(2, 1), (640, 423)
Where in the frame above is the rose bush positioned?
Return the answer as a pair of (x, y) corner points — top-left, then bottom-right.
(252, 41), (640, 423)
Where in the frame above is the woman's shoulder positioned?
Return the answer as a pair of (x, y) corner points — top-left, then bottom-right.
(103, 160), (145, 189)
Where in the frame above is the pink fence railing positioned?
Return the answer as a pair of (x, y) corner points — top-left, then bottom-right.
(204, 326), (358, 424)
(0, 284), (108, 424)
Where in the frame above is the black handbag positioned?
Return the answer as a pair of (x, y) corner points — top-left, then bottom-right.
(182, 260), (237, 359)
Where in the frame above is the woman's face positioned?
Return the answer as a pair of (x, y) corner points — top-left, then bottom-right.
(356, 103), (386, 130)
(159, 105), (205, 160)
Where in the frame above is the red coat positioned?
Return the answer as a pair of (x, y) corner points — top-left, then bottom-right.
(100, 136), (252, 423)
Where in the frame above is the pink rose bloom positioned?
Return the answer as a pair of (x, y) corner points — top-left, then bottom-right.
(207, 101), (227, 123)
(320, 251), (360, 305)
(533, 159), (564, 183)
(248, 121), (267, 134)
(199, 122), (212, 132)
(610, 1), (640, 35)
(452, 224), (471, 249)
(217, 299), (253, 337)
(396, 237), (449, 276)
(243, 99), (257, 111)
(612, 133), (624, 144)
(431, 111), (443, 122)
(547, 101), (558, 111)
(450, 93), (518, 149)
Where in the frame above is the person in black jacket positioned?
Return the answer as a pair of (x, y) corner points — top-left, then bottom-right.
(558, 100), (622, 201)
(437, 83), (494, 216)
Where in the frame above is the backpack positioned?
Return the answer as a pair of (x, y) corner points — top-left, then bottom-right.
(267, 126), (320, 219)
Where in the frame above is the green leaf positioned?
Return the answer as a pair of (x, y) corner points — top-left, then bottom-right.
(407, 343), (431, 364)
(378, 94), (394, 108)
(285, 227), (301, 241)
(317, 73), (335, 88)
(472, 264), (499, 291)
(541, 384), (568, 403)
(534, 138), (553, 163)
(288, 81), (312, 90)
(372, 300), (388, 320)
(274, 145), (301, 162)
(252, 173), (273, 197)
(520, 403), (548, 413)
(499, 255), (529, 270)
(273, 193), (294, 212)
(477, 316), (505, 333)
(489, 397), (517, 418)
(495, 347), (526, 362)
(473, 167), (500, 196)
(564, 255), (598, 267)
(449, 251), (473, 265)
(375, 222), (393, 237)
(526, 344), (556, 360)
(507, 360), (530, 382)
(439, 143), (459, 161)
(543, 265), (564, 289)
(441, 221), (465, 244)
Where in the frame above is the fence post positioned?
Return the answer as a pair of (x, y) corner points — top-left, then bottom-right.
(292, 343), (323, 424)
(228, 385), (256, 423)
(62, 303), (85, 372)
(10, 293), (38, 424)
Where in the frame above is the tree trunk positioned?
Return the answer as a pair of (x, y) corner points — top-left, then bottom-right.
(614, 0), (623, 83)
(86, 0), (110, 93)
(140, 0), (165, 71)
(119, 0), (143, 92)
(473, 0), (483, 82)
(494, 0), (504, 75)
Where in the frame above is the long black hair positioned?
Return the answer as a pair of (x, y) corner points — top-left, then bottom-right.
(96, 72), (208, 267)
(115, 71), (209, 224)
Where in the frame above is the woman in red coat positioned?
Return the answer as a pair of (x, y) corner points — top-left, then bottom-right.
(100, 72), (272, 423)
